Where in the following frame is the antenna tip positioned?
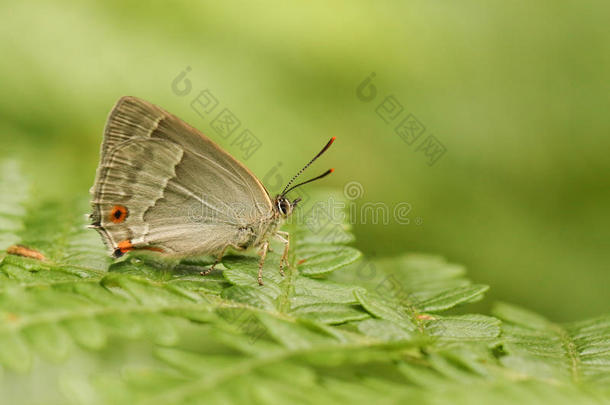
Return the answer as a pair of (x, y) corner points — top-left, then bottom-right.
(330, 168), (335, 173)
(330, 136), (336, 142)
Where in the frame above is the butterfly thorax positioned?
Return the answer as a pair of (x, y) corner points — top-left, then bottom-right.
(238, 194), (296, 250)
(237, 209), (283, 250)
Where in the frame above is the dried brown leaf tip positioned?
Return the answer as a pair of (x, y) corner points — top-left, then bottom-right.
(6, 245), (47, 261)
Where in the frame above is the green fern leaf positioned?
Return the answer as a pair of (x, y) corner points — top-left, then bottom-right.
(493, 302), (610, 386)
(0, 161), (609, 405)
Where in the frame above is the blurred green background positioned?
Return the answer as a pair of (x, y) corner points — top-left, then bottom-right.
(1, 0), (608, 322)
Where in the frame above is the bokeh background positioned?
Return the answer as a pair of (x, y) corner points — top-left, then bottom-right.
(1, 0), (608, 322)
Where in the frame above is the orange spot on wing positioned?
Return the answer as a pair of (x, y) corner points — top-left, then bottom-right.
(113, 241), (164, 258)
(117, 239), (134, 253)
(109, 205), (128, 223)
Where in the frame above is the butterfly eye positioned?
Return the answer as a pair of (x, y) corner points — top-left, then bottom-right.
(277, 198), (291, 216)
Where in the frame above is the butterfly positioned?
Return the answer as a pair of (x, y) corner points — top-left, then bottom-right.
(89, 96), (334, 285)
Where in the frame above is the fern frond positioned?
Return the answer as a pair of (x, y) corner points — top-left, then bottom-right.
(0, 161), (608, 404)
(494, 302), (610, 386)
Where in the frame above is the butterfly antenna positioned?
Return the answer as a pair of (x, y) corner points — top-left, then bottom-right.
(281, 137), (336, 196)
(282, 168), (334, 196)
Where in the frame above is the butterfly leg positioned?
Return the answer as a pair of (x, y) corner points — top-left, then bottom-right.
(257, 240), (269, 286)
(199, 245), (230, 276)
(275, 231), (290, 276)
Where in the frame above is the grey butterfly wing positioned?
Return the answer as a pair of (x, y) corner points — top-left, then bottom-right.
(90, 96), (273, 257)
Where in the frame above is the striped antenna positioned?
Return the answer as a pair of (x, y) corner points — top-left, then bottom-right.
(280, 137), (335, 196)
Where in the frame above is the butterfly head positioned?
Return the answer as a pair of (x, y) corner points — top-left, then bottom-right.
(274, 137), (336, 219)
(273, 195), (301, 218)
